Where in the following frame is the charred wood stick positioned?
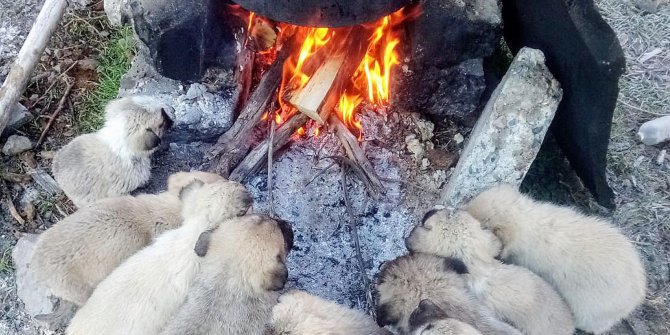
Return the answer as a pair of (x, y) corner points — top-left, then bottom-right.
(208, 42), (293, 176)
(36, 81), (74, 148)
(232, 48), (255, 115)
(230, 112), (309, 181)
(331, 115), (385, 199)
(0, 0), (68, 135)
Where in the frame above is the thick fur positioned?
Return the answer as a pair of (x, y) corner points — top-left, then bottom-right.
(409, 299), (482, 335)
(31, 171), (229, 306)
(53, 96), (175, 207)
(375, 253), (522, 335)
(466, 184), (646, 334)
(406, 210), (574, 335)
(270, 290), (392, 335)
(66, 179), (252, 335)
(160, 215), (293, 335)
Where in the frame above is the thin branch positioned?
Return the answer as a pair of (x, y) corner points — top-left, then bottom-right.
(35, 81), (74, 148)
(267, 118), (276, 217)
(340, 165), (373, 314)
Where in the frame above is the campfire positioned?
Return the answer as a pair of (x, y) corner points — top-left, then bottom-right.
(209, 4), (422, 197)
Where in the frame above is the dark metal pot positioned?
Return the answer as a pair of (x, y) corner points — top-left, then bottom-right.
(231, 0), (410, 27)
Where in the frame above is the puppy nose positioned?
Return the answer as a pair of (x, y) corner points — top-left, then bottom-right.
(241, 192), (254, 206)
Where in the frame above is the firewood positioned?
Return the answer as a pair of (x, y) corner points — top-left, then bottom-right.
(0, 0), (68, 135)
(331, 116), (385, 198)
(208, 41), (294, 176)
(289, 54), (345, 123)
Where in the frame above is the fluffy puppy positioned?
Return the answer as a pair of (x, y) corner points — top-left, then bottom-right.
(160, 215), (293, 335)
(375, 253), (522, 335)
(406, 210), (574, 335)
(31, 171), (232, 306)
(270, 290), (392, 335)
(66, 179), (252, 335)
(53, 96), (175, 207)
(466, 184), (646, 334)
(409, 299), (482, 335)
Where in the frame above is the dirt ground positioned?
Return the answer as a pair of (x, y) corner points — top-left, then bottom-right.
(0, 0), (669, 334)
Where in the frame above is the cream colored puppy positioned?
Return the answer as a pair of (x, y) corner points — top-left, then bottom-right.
(406, 210), (574, 335)
(375, 253), (522, 335)
(53, 96), (174, 207)
(31, 171), (234, 306)
(66, 179), (251, 335)
(270, 290), (392, 335)
(161, 215), (293, 335)
(409, 299), (483, 335)
(466, 184), (646, 334)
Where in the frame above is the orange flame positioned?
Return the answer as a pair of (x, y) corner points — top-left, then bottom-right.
(338, 93), (364, 140)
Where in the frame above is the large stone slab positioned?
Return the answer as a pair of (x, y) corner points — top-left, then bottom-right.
(440, 47), (562, 208)
(502, 0), (625, 209)
(12, 234), (54, 317)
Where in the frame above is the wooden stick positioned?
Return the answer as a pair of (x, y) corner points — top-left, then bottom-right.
(331, 116), (385, 199)
(0, 0), (68, 135)
(35, 81), (74, 148)
(340, 164), (373, 313)
(233, 47), (255, 115)
(267, 118), (276, 216)
(208, 42), (294, 176)
(289, 54), (345, 123)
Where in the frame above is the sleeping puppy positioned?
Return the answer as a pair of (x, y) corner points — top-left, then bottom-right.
(32, 171), (234, 306)
(53, 96), (174, 207)
(406, 210), (574, 335)
(160, 215), (293, 335)
(466, 184), (646, 334)
(375, 253), (522, 335)
(409, 299), (483, 335)
(270, 290), (392, 335)
(66, 179), (252, 335)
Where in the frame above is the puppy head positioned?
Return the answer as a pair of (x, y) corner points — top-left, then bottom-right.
(409, 300), (479, 335)
(179, 179), (253, 226)
(198, 215), (293, 293)
(465, 184), (521, 229)
(166, 170), (227, 196)
(375, 253), (469, 333)
(405, 210), (502, 264)
(104, 96), (175, 156)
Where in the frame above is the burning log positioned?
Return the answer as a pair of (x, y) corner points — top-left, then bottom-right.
(331, 115), (385, 199)
(208, 42), (294, 176)
(289, 55), (345, 123)
(229, 28), (370, 181)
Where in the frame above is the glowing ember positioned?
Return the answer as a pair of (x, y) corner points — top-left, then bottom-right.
(234, 5), (420, 137)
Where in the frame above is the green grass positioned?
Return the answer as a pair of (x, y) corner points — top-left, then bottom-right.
(78, 26), (136, 133)
(0, 246), (13, 275)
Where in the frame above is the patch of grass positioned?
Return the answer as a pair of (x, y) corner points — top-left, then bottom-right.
(78, 26), (136, 132)
(0, 247), (13, 275)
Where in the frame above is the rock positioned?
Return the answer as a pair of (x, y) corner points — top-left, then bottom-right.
(119, 0), (238, 81)
(185, 83), (206, 100)
(12, 234), (55, 317)
(503, 0), (625, 209)
(405, 134), (424, 162)
(2, 135), (32, 155)
(440, 47), (562, 208)
(396, 58), (487, 121)
(1, 103), (34, 138)
(119, 47), (235, 143)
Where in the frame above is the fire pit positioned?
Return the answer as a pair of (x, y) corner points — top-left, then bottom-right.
(100, 0), (622, 311)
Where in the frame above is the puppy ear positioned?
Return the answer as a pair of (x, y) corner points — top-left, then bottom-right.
(409, 299), (447, 331)
(443, 257), (468, 274)
(160, 108), (174, 129)
(264, 263), (288, 291)
(375, 303), (399, 327)
(194, 230), (213, 257)
(143, 129), (161, 150)
(179, 179), (205, 201)
(421, 209), (440, 225)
